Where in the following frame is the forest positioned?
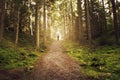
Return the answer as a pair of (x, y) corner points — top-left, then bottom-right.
(0, 0), (120, 80)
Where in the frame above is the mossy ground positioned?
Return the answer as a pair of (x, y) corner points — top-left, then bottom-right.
(0, 32), (42, 70)
(63, 41), (120, 80)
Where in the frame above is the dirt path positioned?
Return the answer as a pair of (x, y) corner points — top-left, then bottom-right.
(25, 41), (87, 80)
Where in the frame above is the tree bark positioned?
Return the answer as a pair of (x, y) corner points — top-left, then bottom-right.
(70, 0), (74, 40)
(85, 0), (92, 42)
(84, 0), (88, 40)
(35, 3), (40, 51)
(0, 10), (5, 42)
(15, 8), (20, 48)
(102, 0), (107, 31)
(0, 3), (5, 42)
(111, 0), (119, 44)
(77, 0), (83, 43)
(43, 0), (47, 48)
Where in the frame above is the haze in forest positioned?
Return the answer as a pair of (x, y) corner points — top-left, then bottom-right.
(0, 0), (120, 80)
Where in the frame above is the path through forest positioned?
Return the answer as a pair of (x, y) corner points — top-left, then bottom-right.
(26, 41), (88, 80)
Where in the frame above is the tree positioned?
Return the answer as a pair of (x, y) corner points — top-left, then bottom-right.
(13, 0), (23, 48)
(85, 0), (92, 42)
(14, 8), (20, 48)
(43, 0), (47, 48)
(70, 0), (74, 40)
(77, 0), (84, 43)
(0, 1), (5, 42)
(110, 0), (119, 44)
(101, 0), (107, 31)
(35, 2), (40, 51)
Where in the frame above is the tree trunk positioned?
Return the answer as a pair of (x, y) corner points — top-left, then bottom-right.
(102, 0), (107, 31)
(116, 0), (120, 35)
(111, 0), (119, 44)
(15, 8), (20, 48)
(84, 0), (88, 40)
(0, 3), (5, 42)
(85, 0), (92, 42)
(29, 15), (33, 36)
(77, 0), (84, 43)
(35, 4), (40, 51)
(0, 10), (5, 42)
(63, 9), (66, 39)
(70, 0), (74, 40)
(47, 16), (51, 41)
(43, 0), (47, 48)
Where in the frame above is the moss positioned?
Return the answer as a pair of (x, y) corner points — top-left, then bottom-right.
(63, 41), (120, 80)
(0, 33), (42, 70)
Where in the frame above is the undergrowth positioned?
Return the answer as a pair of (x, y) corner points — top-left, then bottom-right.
(0, 32), (42, 70)
(63, 41), (120, 80)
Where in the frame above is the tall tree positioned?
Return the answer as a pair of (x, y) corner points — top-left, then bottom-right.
(85, 0), (92, 42)
(77, 0), (83, 43)
(35, 2), (40, 51)
(13, 0), (22, 48)
(43, 0), (47, 47)
(0, 1), (5, 42)
(102, 0), (107, 31)
(110, 0), (119, 44)
(15, 8), (20, 48)
(70, 0), (74, 40)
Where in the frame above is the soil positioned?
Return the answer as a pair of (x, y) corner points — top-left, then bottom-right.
(0, 68), (25, 80)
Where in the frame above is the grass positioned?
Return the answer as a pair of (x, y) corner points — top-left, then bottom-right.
(0, 46), (41, 69)
(0, 32), (42, 70)
(63, 41), (120, 80)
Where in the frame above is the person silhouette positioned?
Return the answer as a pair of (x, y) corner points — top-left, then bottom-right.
(56, 31), (60, 41)
(57, 35), (59, 41)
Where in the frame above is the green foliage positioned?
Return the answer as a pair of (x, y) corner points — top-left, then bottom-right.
(63, 41), (120, 80)
(0, 33), (41, 70)
(0, 46), (40, 69)
(13, 0), (24, 8)
(95, 32), (116, 45)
